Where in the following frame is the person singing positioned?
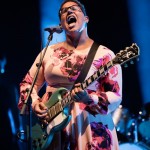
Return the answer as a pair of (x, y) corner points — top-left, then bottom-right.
(18, 0), (122, 149)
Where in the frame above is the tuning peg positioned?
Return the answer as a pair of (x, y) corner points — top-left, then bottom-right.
(130, 60), (134, 64)
(124, 63), (128, 68)
(125, 46), (129, 50)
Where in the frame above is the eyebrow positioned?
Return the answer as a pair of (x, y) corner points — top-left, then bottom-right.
(61, 4), (79, 10)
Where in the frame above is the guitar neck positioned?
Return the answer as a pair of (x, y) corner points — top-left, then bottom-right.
(64, 59), (113, 100)
(45, 43), (140, 127)
(80, 60), (113, 90)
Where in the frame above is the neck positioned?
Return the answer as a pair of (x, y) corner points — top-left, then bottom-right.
(65, 28), (90, 49)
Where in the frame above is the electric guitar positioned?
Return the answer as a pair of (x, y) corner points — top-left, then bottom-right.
(29, 43), (140, 150)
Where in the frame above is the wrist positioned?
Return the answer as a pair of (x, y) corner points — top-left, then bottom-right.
(32, 98), (41, 110)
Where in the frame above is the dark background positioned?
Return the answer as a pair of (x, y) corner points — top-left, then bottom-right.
(0, 0), (144, 149)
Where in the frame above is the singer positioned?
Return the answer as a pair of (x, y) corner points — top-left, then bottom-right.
(18, 0), (122, 150)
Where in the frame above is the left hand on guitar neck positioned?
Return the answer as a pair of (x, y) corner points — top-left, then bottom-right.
(71, 83), (91, 104)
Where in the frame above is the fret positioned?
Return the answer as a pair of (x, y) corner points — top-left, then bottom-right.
(64, 97), (69, 107)
(63, 98), (67, 106)
(55, 102), (63, 113)
(96, 71), (100, 78)
(104, 65), (108, 72)
(91, 74), (95, 82)
(97, 69), (100, 77)
(64, 98), (68, 104)
(93, 73), (98, 80)
(100, 67), (104, 74)
(54, 103), (58, 113)
(49, 106), (56, 118)
(82, 81), (87, 89)
(85, 80), (88, 87)
(61, 94), (71, 108)
(47, 109), (52, 119)
(67, 94), (72, 102)
(107, 61), (113, 68)
(87, 77), (92, 85)
(61, 99), (65, 107)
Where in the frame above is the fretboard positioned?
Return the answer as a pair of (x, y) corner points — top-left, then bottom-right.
(47, 60), (114, 120)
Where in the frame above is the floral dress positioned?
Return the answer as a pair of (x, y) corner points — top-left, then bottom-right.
(18, 42), (122, 150)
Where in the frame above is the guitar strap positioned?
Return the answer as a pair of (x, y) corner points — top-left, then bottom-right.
(71, 41), (99, 89)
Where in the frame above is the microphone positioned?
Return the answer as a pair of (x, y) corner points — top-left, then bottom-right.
(44, 25), (63, 34)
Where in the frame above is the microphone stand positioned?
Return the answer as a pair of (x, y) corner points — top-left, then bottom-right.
(20, 30), (54, 150)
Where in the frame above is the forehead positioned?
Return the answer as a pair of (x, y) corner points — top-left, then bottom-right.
(61, 2), (78, 8)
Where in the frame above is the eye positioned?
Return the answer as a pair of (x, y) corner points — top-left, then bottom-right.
(60, 8), (67, 14)
(71, 6), (77, 11)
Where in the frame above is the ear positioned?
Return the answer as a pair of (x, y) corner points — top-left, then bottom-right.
(85, 16), (89, 23)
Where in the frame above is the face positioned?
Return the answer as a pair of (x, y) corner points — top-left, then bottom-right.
(59, 2), (89, 33)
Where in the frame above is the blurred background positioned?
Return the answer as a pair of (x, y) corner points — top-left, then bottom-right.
(0, 0), (150, 149)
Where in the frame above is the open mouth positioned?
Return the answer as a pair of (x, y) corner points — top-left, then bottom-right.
(67, 16), (77, 24)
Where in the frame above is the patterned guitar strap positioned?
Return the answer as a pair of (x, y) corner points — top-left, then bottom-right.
(71, 41), (99, 89)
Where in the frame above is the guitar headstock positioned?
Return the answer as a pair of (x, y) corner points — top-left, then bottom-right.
(113, 43), (140, 67)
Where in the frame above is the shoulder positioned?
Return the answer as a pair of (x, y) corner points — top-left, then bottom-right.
(48, 41), (65, 50)
(97, 45), (115, 58)
(42, 41), (66, 56)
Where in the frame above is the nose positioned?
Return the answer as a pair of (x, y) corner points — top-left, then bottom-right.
(67, 7), (74, 13)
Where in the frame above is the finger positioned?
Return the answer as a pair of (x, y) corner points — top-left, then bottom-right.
(34, 106), (48, 117)
(34, 105), (48, 115)
(74, 83), (81, 88)
(38, 114), (49, 121)
(39, 103), (48, 110)
(71, 89), (76, 96)
(37, 112), (48, 118)
(72, 86), (78, 93)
